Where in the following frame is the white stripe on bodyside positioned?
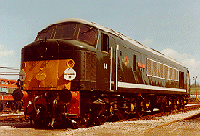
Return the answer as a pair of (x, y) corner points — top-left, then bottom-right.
(117, 81), (186, 92)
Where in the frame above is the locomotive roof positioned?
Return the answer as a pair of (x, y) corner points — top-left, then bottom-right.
(51, 18), (186, 68)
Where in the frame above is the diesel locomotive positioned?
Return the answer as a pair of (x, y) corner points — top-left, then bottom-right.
(14, 18), (189, 128)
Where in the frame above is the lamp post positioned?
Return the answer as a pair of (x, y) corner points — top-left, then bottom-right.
(193, 76), (198, 100)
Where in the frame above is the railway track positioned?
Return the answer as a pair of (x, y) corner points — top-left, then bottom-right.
(63, 103), (200, 135)
(127, 103), (200, 121)
(0, 104), (199, 135)
(0, 112), (26, 123)
(0, 103), (199, 129)
(141, 104), (200, 135)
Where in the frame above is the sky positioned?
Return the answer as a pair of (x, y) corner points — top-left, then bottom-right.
(0, 0), (200, 84)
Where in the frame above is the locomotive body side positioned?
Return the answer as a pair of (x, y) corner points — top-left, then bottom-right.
(112, 38), (189, 94)
(97, 30), (189, 94)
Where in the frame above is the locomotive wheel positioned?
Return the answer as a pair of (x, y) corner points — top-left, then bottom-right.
(135, 99), (145, 118)
(107, 105), (118, 122)
(179, 99), (183, 109)
(180, 99), (185, 109)
(172, 100), (178, 111)
(150, 104), (154, 112)
(95, 112), (108, 125)
(159, 103), (166, 112)
(118, 109), (129, 120)
(32, 104), (48, 128)
(135, 104), (144, 118)
(135, 109), (144, 118)
(75, 118), (89, 128)
(149, 100), (155, 112)
(62, 116), (76, 128)
(167, 100), (173, 112)
(11, 102), (17, 113)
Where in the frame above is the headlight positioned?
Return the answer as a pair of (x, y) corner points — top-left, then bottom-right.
(64, 68), (76, 81)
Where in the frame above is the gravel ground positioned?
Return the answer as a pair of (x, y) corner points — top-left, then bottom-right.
(1, 108), (200, 136)
(144, 118), (200, 136)
(65, 108), (200, 136)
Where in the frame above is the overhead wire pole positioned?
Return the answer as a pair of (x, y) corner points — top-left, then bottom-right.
(193, 76), (198, 100)
(0, 73), (19, 75)
(0, 67), (20, 71)
(0, 72), (19, 76)
(0, 66), (20, 85)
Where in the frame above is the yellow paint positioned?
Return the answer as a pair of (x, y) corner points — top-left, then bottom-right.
(36, 73), (46, 81)
(131, 103), (134, 111)
(169, 101), (171, 105)
(66, 59), (75, 68)
(22, 59), (74, 91)
(49, 88), (56, 90)
(64, 82), (71, 90)
(177, 101), (179, 105)
(146, 103), (150, 108)
(110, 106), (113, 114)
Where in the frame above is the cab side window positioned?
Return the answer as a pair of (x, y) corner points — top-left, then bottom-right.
(101, 33), (109, 52)
(133, 54), (136, 71)
(179, 71), (184, 89)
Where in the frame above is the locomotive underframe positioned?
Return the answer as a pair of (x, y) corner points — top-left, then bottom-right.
(24, 89), (188, 128)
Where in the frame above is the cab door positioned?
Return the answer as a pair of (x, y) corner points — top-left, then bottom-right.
(96, 33), (117, 91)
(96, 33), (110, 91)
